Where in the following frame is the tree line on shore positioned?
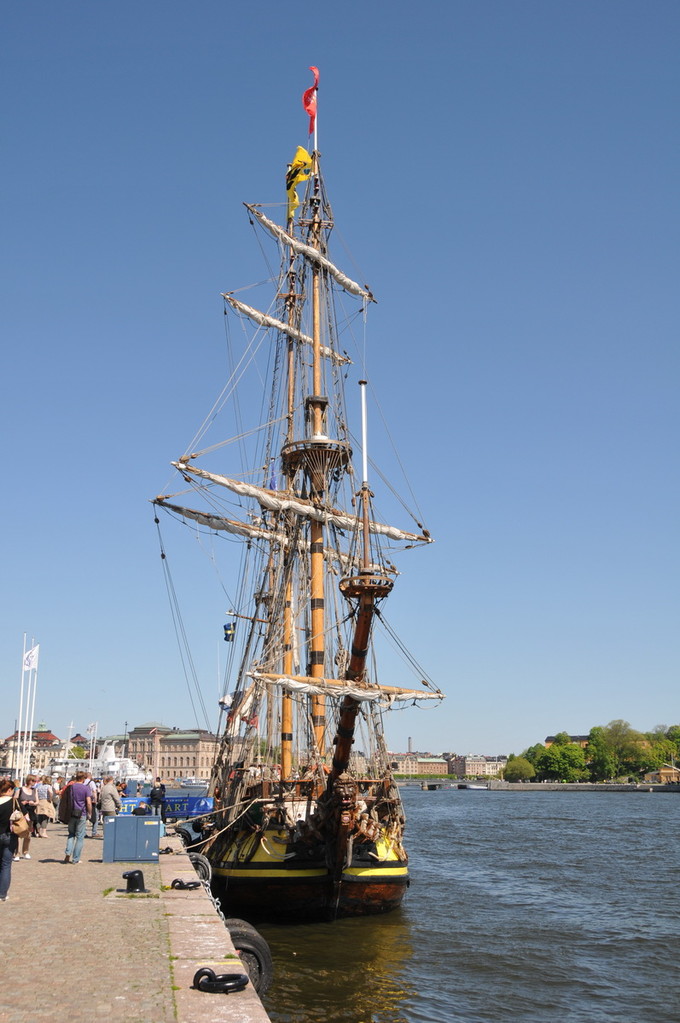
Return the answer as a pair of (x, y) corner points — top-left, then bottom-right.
(504, 721), (680, 783)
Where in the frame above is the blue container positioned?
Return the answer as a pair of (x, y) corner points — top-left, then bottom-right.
(102, 815), (161, 862)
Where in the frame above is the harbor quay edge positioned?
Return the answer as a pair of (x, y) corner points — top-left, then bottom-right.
(0, 824), (271, 1023)
(486, 781), (680, 792)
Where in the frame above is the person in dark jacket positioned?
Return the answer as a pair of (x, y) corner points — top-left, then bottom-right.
(149, 777), (166, 819)
(0, 777), (19, 900)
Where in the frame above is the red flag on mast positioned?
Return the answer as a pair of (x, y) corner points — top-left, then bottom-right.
(302, 66), (319, 135)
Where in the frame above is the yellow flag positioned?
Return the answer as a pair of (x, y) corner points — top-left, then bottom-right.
(286, 146), (312, 221)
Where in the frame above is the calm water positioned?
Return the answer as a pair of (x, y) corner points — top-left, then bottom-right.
(258, 788), (680, 1023)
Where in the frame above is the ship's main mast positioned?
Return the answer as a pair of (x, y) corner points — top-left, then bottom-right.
(280, 152), (351, 766)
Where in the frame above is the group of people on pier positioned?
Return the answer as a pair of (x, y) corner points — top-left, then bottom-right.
(0, 771), (166, 902)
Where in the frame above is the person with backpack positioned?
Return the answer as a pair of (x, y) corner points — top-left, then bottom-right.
(61, 772), (92, 864)
(148, 777), (165, 819)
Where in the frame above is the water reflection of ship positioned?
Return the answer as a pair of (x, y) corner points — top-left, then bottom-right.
(259, 911), (415, 1023)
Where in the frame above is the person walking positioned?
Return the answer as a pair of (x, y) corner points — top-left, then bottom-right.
(99, 776), (122, 818)
(62, 772), (92, 865)
(0, 778), (19, 901)
(83, 773), (100, 838)
(15, 775), (38, 858)
(35, 776), (55, 837)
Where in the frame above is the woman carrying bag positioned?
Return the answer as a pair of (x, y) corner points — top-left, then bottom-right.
(15, 775), (37, 857)
(0, 777), (21, 900)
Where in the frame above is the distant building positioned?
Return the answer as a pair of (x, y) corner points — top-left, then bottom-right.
(544, 735), (589, 748)
(644, 764), (680, 785)
(450, 755), (508, 779)
(1, 720), (221, 782)
(389, 753), (420, 775)
(0, 728), (61, 775)
(126, 723), (173, 776)
(416, 757), (448, 775)
(388, 753), (449, 776)
(158, 728), (219, 782)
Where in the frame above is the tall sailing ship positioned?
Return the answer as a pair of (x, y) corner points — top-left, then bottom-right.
(153, 70), (443, 920)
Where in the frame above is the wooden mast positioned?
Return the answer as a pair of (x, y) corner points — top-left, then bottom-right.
(280, 212), (299, 783)
(308, 151), (327, 757)
(331, 382), (393, 784)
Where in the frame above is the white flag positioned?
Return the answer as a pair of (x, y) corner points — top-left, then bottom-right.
(23, 644), (40, 671)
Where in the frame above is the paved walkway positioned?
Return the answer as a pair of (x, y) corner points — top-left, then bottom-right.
(1, 821), (270, 1023)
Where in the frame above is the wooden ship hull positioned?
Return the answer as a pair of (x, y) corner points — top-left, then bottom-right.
(211, 835), (409, 921)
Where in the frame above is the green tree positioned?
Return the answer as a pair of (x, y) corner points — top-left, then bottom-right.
(534, 742), (588, 782)
(523, 743), (546, 766)
(70, 745), (87, 759)
(586, 726), (617, 782)
(642, 738), (675, 771)
(503, 755), (535, 782)
(665, 725), (680, 760)
(651, 725), (680, 763)
(602, 719), (646, 778)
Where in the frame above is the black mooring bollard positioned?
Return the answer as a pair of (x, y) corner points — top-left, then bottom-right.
(122, 869), (148, 893)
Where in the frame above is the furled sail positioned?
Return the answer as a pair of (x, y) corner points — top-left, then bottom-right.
(153, 499), (360, 570)
(172, 462), (433, 545)
(152, 499), (286, 544)
(245, 205), (375, 303)
(223, 294), (351, 366)
(249, 671), (443, 705)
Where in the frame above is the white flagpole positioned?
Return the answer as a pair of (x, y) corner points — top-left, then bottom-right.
(26, 640), (39, 777)
(17, 634), (27, 780)
(64, 720), (74, 775)
(87, 723), (98, 770)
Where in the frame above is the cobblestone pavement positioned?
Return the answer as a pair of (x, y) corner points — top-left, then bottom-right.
(0, 822), (270, 1023)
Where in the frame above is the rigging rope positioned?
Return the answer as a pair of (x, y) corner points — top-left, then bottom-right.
(153, 512), (213, 732)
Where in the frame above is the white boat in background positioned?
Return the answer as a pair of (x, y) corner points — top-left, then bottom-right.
(49, 742), (147, 782)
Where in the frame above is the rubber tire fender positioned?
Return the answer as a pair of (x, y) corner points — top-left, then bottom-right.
(223, 919), (274, 995)
(188, 851), (212, 881)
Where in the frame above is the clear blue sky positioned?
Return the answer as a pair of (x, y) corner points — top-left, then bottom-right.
(2, 1), (678, 756)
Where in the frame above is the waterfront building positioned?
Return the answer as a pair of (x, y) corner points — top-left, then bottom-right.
(2, 721), (221, 784)
(389, 753), (420, 775)
(123, 723), (220, 782)
(450, 754), (508, 779)
(157, 727), (219, 782)
(644, 764), (680, 785)
(0, 727), (61, 774)
(389, 753), (449, 776)
(126, 723), (173, 777)
(416, 757), (448, 775)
